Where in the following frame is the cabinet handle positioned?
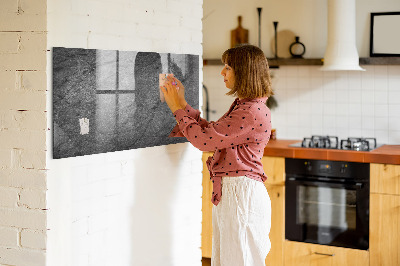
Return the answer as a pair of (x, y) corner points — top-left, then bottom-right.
(314, 252), (335, 257)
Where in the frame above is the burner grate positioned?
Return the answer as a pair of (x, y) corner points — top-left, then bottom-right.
(340, 137), (377, 151)
(301, 135), (339, 149)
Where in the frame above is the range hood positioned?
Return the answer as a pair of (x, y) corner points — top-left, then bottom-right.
(320, 0), (365, 71)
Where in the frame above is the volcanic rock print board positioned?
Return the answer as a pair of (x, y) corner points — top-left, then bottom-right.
(52, 47), (199, 159)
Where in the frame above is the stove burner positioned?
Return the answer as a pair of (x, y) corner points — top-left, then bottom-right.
(295, 136), (378, 151)
(340, 137), (377, 151)
(301, 135), (339, 149)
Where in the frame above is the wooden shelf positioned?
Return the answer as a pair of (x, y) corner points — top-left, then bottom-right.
(203, 57), (400, 67)
(268, 58), (323, 67)
(359, 57), (400, 65)
(203, 58), (323, 67)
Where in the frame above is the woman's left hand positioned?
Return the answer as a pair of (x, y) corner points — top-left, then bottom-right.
(160, 76), (183, 113)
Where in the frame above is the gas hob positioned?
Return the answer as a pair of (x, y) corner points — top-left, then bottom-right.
(289, 135), (383, 151)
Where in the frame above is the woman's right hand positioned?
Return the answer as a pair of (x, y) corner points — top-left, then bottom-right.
(169, 76), (187, 108)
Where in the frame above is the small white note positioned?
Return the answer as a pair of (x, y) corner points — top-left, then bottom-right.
(79, 118), (89, 135)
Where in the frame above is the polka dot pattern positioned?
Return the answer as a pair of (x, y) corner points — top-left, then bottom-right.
(169, 97), (272, 206)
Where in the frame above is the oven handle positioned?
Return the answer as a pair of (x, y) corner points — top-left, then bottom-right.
(286, 177), (364, 189)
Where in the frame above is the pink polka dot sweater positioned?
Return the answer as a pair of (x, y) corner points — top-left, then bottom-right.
(169, 97), (272, 206)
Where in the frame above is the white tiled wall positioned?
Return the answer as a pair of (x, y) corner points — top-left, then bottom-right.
(203, 65), (400, 145)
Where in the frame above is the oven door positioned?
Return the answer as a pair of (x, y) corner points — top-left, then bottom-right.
(285, 177), (369, 250)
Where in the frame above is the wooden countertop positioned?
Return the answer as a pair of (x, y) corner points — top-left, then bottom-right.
(263, 139), (400, 165)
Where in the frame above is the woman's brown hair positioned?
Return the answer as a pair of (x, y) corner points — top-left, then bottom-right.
(221, 44), (273, 99)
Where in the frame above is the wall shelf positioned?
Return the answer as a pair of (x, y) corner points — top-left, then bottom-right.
(203, 57), (400, 67)
(359, 57), (400, 65)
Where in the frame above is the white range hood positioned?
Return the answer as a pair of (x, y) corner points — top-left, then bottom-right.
(320, 0), (365, 71)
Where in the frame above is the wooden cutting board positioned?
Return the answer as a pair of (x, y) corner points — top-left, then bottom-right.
(231, 16), (249, 48)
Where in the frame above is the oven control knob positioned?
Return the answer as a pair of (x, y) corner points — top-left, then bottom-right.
(340, 164), (347, 174)
(304, 161), (312, 171)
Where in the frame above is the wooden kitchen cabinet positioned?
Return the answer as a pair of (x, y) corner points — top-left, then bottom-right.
(202, 152), (213, 258)
(264, 184), (285, 266)
(284, 241), (369, 266)
(370, 163), (400, 195)
(370, 193), (400, 266)
(261, 156), (285, 186)
(370, 163), (400, 266)
(262, 156), (285, 266)
(201, 154), (286, 266)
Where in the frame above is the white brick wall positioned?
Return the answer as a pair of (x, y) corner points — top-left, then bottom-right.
(46, 1), (203, 266)
(0, 0), (48, 265)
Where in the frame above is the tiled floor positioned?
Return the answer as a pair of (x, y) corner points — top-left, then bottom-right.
(202, 257), (211, 266)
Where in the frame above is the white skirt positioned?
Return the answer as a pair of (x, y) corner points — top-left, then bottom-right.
(212, 176), (271, 266)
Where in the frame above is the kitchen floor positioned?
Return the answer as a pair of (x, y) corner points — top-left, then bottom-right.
(202, 257), (211, 266)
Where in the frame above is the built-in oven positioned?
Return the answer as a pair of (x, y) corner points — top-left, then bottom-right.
(285, 158), (370, 250)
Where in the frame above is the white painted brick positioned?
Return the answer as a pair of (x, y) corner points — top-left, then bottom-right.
(70, 0), (88, 15)
(0, 1), (17, 14)
(0, 32), (47, 71)
(135, 24), (170, 41)
(0, 12), (46, 32)
(191, 31), (203, 44)
(152, 10), (181, 27)
(181, 15), (202, 30)
(0, 149), (11, 169)
(0, 187), (19, 208)
(0, 90), (46, 111)
(0, 51), (46, 71)
(20, 149), (46, 170)
(0, 110), (47, 131)
(87, 212), (109, 233)
(120, 37), (155, 53)
(152, 39), (181, 54)
(71, 218), (88, 237)
(88, 2), (125, 22)
(16, 70), (47, 91)
(87, 164), (108, 183)
(190, 3), (203, 19)
(0, 208), (46, 230)
(166, 0), (192, 14)
(0, 33), (20, 54)
(0, 227), (19, 247)
(0, 247), (45, 266)
(19, 0), (47, 15)
(20, 229), (46, 249)
(104, 178), (123, 196)
(0, 129), (46, 150)
(123, 8), (153, 25)
(0, 169), (47, 190)
(130, 0), (167, 13)
(87, 33), (124, 51)
(0, 71), (16, 91)
(19, 189), (46, 209)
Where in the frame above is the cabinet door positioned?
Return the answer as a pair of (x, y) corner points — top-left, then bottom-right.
(264, 184), (284, 266)
(370, 163), (400, 195)
(284, 241), (369, 266)
(370, 193), (400, 266)
(261, 156), (285, 185)
(202, 152), (213, 258)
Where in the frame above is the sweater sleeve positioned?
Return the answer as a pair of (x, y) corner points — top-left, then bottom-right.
(169, 104), (211, 137)
(172, 106), (257, 152)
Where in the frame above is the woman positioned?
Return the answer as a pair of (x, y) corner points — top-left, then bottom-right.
(161, 44), (273, 266)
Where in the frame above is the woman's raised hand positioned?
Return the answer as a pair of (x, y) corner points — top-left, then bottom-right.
(160, 76), (185, 113)
(173, 77), (187, 108)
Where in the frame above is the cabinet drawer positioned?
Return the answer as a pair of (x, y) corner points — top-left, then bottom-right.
(284, 241), (369, 266)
